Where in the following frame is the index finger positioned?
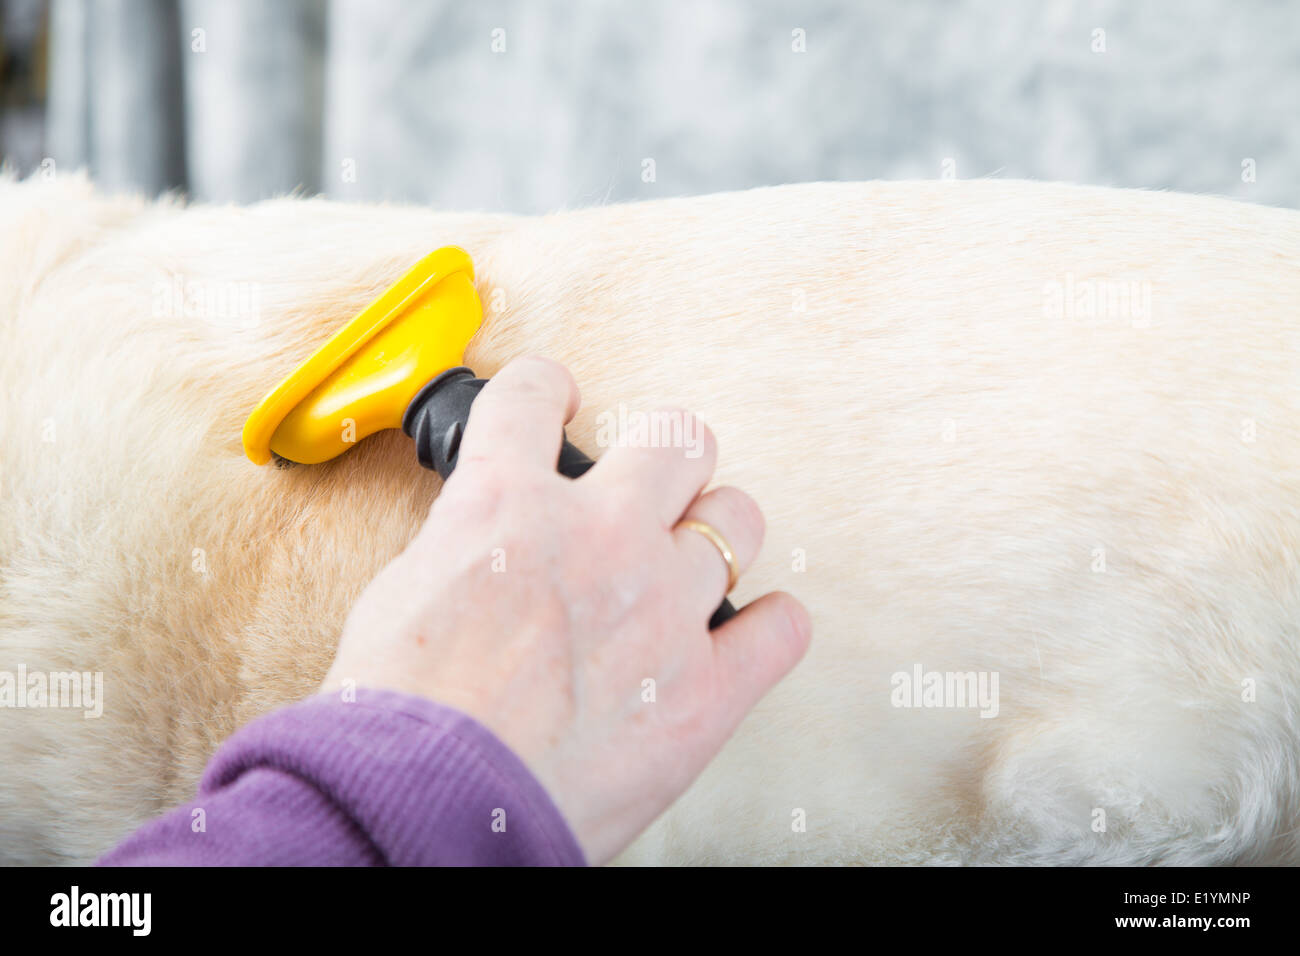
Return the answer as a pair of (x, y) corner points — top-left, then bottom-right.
(456, 356), (581, 474)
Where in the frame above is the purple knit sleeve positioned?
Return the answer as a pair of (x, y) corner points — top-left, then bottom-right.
(97, 688), (587, 866)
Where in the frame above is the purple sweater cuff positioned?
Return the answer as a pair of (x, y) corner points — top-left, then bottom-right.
(98, 689), (587, 867)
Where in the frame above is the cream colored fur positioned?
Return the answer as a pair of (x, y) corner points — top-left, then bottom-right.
(1, 173), (1297, 865)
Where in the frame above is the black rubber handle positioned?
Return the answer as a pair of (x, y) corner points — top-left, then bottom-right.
(403, 367), (737, 630)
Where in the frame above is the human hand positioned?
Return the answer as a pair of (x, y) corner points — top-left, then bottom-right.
(322, 355), (811, 864)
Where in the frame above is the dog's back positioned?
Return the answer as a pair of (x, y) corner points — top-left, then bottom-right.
(2, 174), (1298, 863)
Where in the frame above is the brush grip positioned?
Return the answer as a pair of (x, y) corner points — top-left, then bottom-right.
(402, 368), (737, 630)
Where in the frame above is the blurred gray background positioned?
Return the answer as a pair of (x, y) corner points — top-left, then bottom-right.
(1, 0), (1297, 211)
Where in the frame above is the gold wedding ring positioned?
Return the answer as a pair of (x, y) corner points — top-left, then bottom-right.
(677, 519), (740, 593)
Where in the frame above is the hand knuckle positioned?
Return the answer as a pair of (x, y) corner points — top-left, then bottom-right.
(724, 487), (764, 537)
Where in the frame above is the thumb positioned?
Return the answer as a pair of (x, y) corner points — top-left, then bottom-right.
(711, 591), (812, 721)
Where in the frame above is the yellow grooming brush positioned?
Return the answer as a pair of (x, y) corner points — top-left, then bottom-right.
(241, 246), (736, 628)
(242, 246), (481, 466)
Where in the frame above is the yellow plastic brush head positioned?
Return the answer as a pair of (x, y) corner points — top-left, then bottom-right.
(242, 246), (482, 465)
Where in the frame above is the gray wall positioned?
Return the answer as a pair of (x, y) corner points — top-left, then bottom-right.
(14, 0), (1300, 210)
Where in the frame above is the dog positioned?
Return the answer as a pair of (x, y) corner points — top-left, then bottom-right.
(1, 171), (1297, 864)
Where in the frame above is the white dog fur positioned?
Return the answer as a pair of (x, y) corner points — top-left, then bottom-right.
(0, 173), (1297, 865)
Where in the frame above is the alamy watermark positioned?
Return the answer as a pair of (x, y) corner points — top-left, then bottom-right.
(891, 663), (999, 718)
(1044, 272), (1152, 327)
(594, 403), (706, 458)
(0, 665), (104, 718)
(50, 886), (150, 936)
(152, 274), (261, 330)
